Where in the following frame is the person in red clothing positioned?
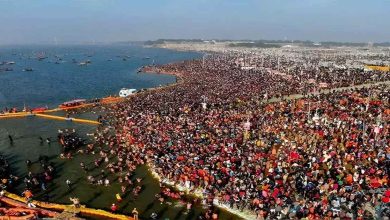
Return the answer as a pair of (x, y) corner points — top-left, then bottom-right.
(110, 203), (118, 212)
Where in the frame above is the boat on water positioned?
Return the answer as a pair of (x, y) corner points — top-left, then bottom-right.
(36, 52), (47, 61)
(23, 68), (33, 72)
(143, 56), (151, 60)
(6, 61), (15, 65)
(119, 88), (137, 97)
(31, 107), (48, 113)
(79, 60), (91, 66)
(0, 68), (13, 72)
(59, 99), (87, 110)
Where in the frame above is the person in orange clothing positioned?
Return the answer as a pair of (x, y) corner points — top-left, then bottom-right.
(23, 189), (33, 199)
(345, 174), (353, 185)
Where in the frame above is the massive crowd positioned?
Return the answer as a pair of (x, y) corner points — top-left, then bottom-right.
(0, 154), (18, 192)
(84, 53), (389, 219)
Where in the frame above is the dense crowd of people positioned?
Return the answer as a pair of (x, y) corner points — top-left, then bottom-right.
(58, 129), (85, 153)
(0, 154), (18, 192)
(23, 155), (55, 199)
(83, 53), (390, 219)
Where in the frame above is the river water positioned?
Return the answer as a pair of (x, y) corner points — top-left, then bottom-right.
(0, 45), (240, 220)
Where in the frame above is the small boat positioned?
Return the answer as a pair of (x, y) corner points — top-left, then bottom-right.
(119, 88), (137, 97)
(23, 68), (33, 72)
(36, 52), (47, 61)
(32, 107), (48, 113)
(143, 57), (151, 60)
(6, 61), (15, 65)
(79, 60), (91, 66)
(59, 99), (87, 110)
(0, 68), (13, 72)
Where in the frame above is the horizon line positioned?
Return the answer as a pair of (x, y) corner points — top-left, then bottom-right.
(1, 38), (390, 46)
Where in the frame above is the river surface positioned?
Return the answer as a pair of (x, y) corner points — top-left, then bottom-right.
(0, 45), (198, 109)
(0, 45), (240, 220)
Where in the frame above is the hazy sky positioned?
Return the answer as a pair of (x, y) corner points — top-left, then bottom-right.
(0, 0), (389, 44)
